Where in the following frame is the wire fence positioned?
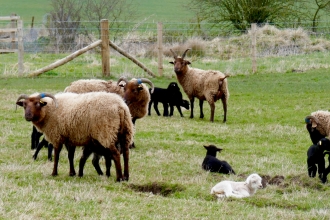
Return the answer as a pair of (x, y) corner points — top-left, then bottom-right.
(1, 19), (330, 76)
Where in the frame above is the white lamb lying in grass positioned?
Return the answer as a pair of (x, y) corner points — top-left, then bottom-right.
(210, 173), (263, 199)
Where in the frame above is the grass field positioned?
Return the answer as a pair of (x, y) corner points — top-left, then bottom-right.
(1, 66), (330, 219)
(0, 0), (192, 25)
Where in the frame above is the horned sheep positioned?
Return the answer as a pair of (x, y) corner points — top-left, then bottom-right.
(210, 173), (263, 199)
(170, 48), (230, 122)
(64, 77), (154, 124)
(16, 92), (134, 182)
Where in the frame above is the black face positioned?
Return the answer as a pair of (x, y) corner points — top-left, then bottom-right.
(306, 123), (325, 145)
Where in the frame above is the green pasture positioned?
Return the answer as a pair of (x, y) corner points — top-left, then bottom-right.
(1, 61), (330, 218)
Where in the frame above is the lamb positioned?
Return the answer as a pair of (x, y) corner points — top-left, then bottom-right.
(210, 173), (263, 199)
(148, 82), (190, 117)
(202, 145), (235, 174)
(170, 48), (230, 122)
(308, 138), (330, 183)
(16, 92), (134, 182)
(31, 126), (53, 161)
(305, 111), (330, 144)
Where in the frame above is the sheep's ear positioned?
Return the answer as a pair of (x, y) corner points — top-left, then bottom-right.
(39, 100), (47, 107)
(16, 101), (24, 107)
(169, 61), (174, 64)
(203, 145), (208, 149)
(185, 61), (191, 65)
(217, 148), (223, 152)
(311, 119), (317, 128)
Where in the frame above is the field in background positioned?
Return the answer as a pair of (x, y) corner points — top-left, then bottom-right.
(1, 69), (330, 219)
(0, 0), (192, 24)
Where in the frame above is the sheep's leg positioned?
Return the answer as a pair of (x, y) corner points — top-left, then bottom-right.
(78, 146), (93, 177)
(47, 143), (53, 161)
(221, 95), (227, 123)
(31, 126), (43, 150)
(92, 153), (104, 176)
(209, 101), (215, 122)
(67, 145), (76, 176)
(154, 101), (161, 116)
(169, 104), (174, 116)
(52, 144), (63, 176)
(199, 99), (205, 119)
(175, 104), (184, 117)
(189, 98), (194, 118)
(148, 100), (152, 115)
(163, 103), (169, 116)
(33, 137), (48, 160)
(104, 151), (112, 177)
(109, 146), (123, 182)
(321, 162), (330, 183)
(122, 143), (130, 181)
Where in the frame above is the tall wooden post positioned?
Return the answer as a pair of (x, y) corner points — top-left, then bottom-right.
(17, 19), (24, 75)
(157, 22), (163, 76)
(100, 19), (110, 77)
(251, 23), (257, 73)
(10, 13), (16, 50)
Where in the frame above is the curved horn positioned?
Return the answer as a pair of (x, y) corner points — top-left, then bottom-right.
(305, 116), (318, 124)
(117, 76), (129, 85)
(38, 93), (58, 108)
(16, 94), (29, 111)
(170, 49), (178, 59)
(16, 94), (29, 103)
(181, 48), (191, 59)
(137, 78), (154, 93)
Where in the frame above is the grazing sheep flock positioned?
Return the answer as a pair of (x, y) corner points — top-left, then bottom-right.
(16, 47), (330, 205)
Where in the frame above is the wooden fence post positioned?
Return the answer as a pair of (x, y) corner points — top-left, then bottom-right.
(100, 19), (110, 77)
(157, 22), (163, 76)
(17, 19), (24, 75)
(10, 13), (16, 50)
(251, 23), (257, 73)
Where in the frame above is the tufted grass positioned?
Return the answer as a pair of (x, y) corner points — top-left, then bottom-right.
(1, 67), (330, 219)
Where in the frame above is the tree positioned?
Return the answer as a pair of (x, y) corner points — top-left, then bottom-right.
(189, 0), (299, 31)
(47, 0), (83, 52)
(83, 0), (138, 38)
(310, 0), (330, 32)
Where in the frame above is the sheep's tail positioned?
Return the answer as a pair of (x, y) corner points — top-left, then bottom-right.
(219, 74), (230, 100)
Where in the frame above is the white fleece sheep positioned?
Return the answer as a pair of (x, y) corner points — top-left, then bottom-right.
(170, 49), (229, 122)
(16, 92), (134, 182)
(210, 173), (263, 199)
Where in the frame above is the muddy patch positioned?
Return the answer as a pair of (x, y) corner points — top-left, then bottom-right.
(127, 182), (185, 197)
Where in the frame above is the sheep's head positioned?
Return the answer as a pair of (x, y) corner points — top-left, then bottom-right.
(16, 93), (57, 122)
(204, 145), (222, 157)
(246, 173), (263, 190)
(305, 115), (326, 144)
(167, 82), (180, 91)
(169, 48), (191, 74)
(182, 100), (190, 110)
(117, 77), (154, 105)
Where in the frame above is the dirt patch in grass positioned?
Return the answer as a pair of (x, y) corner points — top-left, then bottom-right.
(127, 182), (185, 197)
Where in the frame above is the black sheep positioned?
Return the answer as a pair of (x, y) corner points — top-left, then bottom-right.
(31, 126), (53, 161)
(148, 82), (189, 117)
(307, 138), (330, 183)
(202, 145), (235, 174)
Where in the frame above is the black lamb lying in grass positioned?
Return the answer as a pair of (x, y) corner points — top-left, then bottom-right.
(307, 138), (330, 183)
(148, 82), (189, 117)
(202, 145), (235, 174)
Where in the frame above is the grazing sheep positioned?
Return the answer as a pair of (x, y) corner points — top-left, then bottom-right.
(202, 145), (235, 174)
(309, 138), (330, 183)
(210, 173), (263, 199)
(16, 92), (134, 182)
(305, 111), (330, 144)
(170, 48), (229, 122)
(148, 82), (190, 117)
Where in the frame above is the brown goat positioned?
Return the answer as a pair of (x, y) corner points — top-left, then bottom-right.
(170, 49), (230, 122)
